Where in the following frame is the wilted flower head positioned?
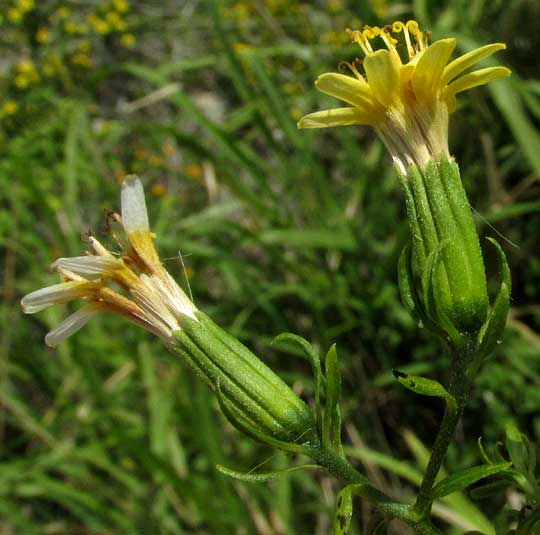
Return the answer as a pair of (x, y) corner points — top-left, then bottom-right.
(298, 20), (510, 172)
(22, 176), (317, 449)
(21, 175), (197, 346)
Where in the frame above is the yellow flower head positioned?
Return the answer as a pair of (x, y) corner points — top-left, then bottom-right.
(21, 176), (198, 346)
(298, 20), (510, 172)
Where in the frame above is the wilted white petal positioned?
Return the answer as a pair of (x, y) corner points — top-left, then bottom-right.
(54, 256), (123, 276)
(45, 303), (102, 347)
(21, 281), (90, 314)
(121, 175), (149, 232)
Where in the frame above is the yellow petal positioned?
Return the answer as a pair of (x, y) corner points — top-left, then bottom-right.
(443, 66), (511, 101)
(440, 43), (506, 87)
(412, 38), (456, 102)
(363, 49), (400, 108)
(315, 73), (379, 111)
(297, 107), (375, 129)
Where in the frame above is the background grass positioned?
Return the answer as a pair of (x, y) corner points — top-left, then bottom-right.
(1, 0), (540, 533)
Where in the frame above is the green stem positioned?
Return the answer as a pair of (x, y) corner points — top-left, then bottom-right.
(311, 446), (445, 535)
(413, 340), (474, 518)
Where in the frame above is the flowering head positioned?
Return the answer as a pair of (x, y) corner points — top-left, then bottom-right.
(298, 20), (510, 173)
(21, 175), (197, 346)
(22, 176), (317, 449)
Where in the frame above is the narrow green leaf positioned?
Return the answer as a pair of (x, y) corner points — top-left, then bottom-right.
(477, 437), (495, 465)
(260, 227), (356, 251)
(272, 332), (323, 430)
(398, 242), (417, 315)
(250, 60), (305, 148)
(333, 483), (370, 535)
(431, 462), (511, 499)
(392, 370), (454, 404)
(323, 344), (341, 452)
(489, 77), (540, 175)
(216, 463), (322, 482)
(345, 442), (495, 534)
(468, 479), (512, 500)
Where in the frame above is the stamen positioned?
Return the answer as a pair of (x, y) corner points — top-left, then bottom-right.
(88, 235), (113, 257)
(392, 20), (415, 58)
(379, 25), (401, 63)
(338, 60), (363, 80)
(381, 25), (398, 47)
(362, 25), (380, 40)
(346, 29), (372, 56)
(55, 266), (88, 282)
(406, 20), (425, 51)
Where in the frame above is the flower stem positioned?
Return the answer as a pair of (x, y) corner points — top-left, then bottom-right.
(413, 339), (474, 518)
(311, 446), (446, 534)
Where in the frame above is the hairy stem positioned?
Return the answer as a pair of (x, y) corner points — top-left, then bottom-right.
(312, 446), (446, 535)
(413, 340), (474, 517)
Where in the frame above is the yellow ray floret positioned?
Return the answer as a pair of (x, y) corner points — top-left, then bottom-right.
(298, 20), (510, 170)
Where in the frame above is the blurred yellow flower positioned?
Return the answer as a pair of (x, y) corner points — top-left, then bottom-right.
(371, 0), (388, 18)
(56, 6), (71, 19)
(43, 63), (56, 77)
(17, 59), (35, 74)
(151, 182), (167, 197)
(112, 0), (130, 13)
(328, 0), (344, 13)
(233, 42), (252, 54)
(64, 21), (78, 34)
(106, 11), (127, 32)
(115, 169), (126, 183)
(14, 60), (40, 88)
(87, 14), (110, 34)
(17, 0), (34, 12)
(3, 101), (18, 115)
(79, 40), (92, 53)
(71, 53), (93, 68)
(36, 27), (50, 43)
(162, 141), (175, 157)
(121, 33), (136, 47)
(15, 75), (30, 89)
(7, 8), (23, 23)
(184, 163), (202, 179)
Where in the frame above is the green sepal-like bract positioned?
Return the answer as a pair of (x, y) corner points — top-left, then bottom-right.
(272, 332), (324, 432)
(215, 379), (314, 454)
(397, 156), (491, 345)
(421, 239), (463, 348)
(469, 238), (511, 375)
(172, 312), (318, 451)
(397, 242), (449, 341)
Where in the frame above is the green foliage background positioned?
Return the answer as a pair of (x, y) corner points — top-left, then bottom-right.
(1, 0), (539, 533)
